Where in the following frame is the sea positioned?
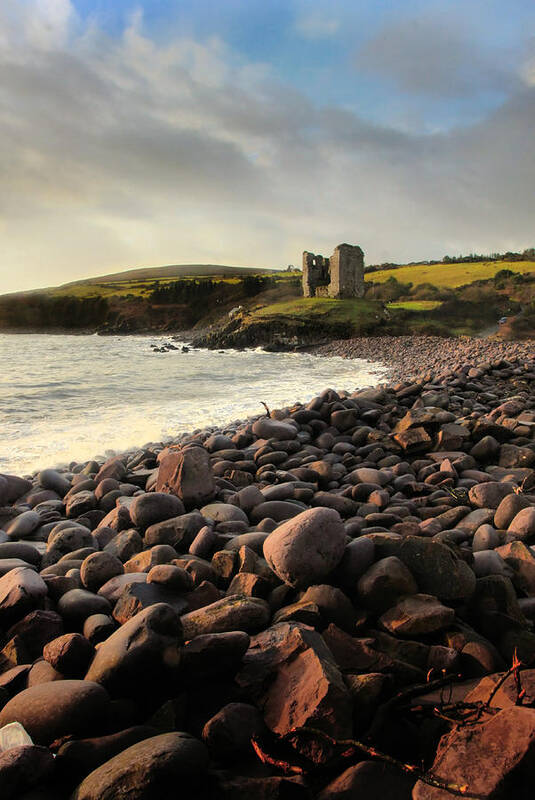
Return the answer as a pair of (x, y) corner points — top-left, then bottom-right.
(0, 334), (387, 476)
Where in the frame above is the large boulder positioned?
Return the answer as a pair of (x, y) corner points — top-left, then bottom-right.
(156, 446), (215, 509)
(0, 680), (110, 745)
(85, 603), (182, 698)
(413, 706), (535, 799)
(0, 567), (48, 628)
(70, 732), (209, 800)
(236, 621), (352, 739)
(396, 537), (476, 603)
(263, 508), (346, 589)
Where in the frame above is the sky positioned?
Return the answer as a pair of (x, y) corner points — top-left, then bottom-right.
(1, 0), (535, 293)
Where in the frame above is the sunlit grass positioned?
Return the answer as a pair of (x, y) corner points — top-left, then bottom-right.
(387, 300), (443, 311)
(365, 260), (535, 288)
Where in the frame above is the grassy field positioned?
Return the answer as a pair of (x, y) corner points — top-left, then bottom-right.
(387, 300), (443, 311)
(365, 260), (535, 288)
(250, 297), (382, 325)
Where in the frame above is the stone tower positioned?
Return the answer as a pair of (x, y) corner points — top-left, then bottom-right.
(302, 243), (364, 299)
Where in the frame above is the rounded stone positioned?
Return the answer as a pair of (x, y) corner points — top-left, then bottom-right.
(5, 511), (41, 539)
(200, 503), (249, 524)
(252, 418), (297, 440)
(57, 589), (112, 627)
(0, 680), (110, 745)
(263, 507), (346, 589)
(81, 552), (124, 593)
(146, 564), (194, 592)
(70, 732), (209, 800)
(43, 633), (94, 677)
(38, 468), (71, 496)
(129, 493), (185, 531)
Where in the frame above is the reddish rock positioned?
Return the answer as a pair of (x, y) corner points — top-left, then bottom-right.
(156, 446), (215, 509)
(413, 706), (535, 799)
(237, 622), (352, 739)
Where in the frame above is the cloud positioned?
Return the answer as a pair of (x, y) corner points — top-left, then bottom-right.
(0, 0), (534, 293)
(295, 10), (340, 39)
(355, 11), (520, 98)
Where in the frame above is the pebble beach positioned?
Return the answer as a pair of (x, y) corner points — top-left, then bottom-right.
(1, 335), (535, 798)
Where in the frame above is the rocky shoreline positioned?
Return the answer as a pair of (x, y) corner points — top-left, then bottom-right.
(308, 334), (535, 382)
(2, 348), (535, 797)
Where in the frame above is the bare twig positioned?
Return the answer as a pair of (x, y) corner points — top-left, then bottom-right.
(289, 726), (485, 799)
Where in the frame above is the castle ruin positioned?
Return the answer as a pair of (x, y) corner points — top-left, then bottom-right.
(302, 243), (364, 299)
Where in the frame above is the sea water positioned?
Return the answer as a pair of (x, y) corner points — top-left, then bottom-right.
(0, 334), (387, 475)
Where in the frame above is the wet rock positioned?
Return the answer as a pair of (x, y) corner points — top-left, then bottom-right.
(124, 544), (177, 573)
(83, 614), (116, 646)
(201, 502), (249, 524)
(1, 474), (32, 502)
(103, 529), (143, 562)
(27, 659), (64, 687)
(334, 537), (375, 590)
(0, 541), (41, 566)
(263, 508), (346, 589)
(5, 608), (62, 657)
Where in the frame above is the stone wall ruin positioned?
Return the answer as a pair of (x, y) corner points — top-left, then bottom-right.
(302, 243), (364, 299)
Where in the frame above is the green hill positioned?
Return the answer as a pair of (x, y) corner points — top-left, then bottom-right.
(62, 262), (277, 286)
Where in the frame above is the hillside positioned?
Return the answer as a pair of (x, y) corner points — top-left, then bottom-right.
(365, 259), (535, 288)
(63, 262), (277, 286)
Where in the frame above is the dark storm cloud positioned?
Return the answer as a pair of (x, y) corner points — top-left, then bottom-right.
(0, 1), (534, 292)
